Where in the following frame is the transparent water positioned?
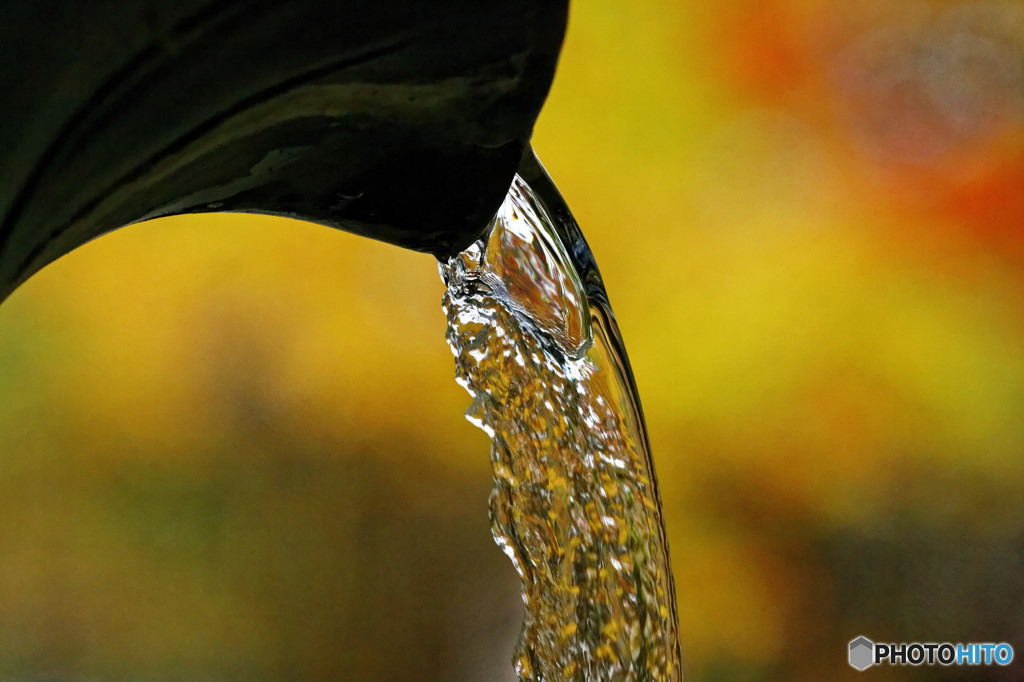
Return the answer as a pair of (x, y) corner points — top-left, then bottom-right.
(440, 164), (682, 681)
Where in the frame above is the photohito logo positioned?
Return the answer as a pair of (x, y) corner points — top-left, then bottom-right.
(848, 636), (1014, 670)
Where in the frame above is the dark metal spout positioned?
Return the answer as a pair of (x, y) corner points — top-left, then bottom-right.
(0, 0), (568, 302)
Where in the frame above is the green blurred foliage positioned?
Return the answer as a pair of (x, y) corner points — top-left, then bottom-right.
(2, 0), (1024, 679)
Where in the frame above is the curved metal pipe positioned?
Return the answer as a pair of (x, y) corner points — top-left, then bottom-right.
(0, 0), (568, 302)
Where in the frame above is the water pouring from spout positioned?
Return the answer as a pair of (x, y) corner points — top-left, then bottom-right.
(441, 150), (682, 680)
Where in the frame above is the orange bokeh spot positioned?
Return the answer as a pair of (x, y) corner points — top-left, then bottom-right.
(940, 151), (1024, 257)
(716, 1), (814, 103)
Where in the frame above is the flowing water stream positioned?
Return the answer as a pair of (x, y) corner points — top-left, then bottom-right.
(440, 156), (682, 681)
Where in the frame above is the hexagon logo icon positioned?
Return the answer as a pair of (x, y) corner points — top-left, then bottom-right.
(849, 636), (874, 670)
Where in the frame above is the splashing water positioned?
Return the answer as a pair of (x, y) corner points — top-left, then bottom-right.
(440, 163), (682, 681)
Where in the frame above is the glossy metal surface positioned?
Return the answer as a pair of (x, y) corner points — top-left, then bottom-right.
(0, 0), (567, 301)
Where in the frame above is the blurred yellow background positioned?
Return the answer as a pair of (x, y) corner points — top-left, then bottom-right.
(2, 0), (1024, 679)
